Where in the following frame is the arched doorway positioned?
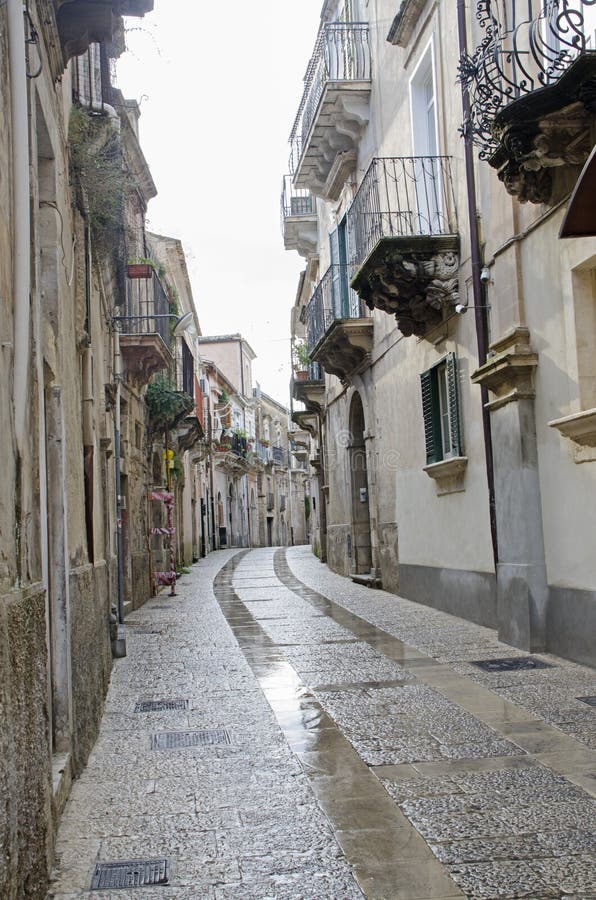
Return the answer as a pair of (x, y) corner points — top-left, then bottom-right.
(349, 393), (372, 574)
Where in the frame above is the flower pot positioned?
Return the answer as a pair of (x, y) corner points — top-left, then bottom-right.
(295, 370), (308, 381)
(127, 263), (153, 279)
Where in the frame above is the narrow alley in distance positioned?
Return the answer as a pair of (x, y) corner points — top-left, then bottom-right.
(48, 548), (596, 899)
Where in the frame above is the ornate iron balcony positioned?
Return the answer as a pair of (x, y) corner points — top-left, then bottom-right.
(460, 1), (596, 202)
(347, 157), (457, 271)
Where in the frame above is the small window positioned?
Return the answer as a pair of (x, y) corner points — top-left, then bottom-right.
(420, 353), (462, 464)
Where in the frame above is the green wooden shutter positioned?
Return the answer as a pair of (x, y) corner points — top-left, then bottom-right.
(420, 368), (442, 464)
(445, 352), (462, 457)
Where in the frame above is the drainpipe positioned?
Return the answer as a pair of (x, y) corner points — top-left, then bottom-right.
(8, 0), (30, 454)
(457, 0), (499, 567)
(112, 329), (126, 657)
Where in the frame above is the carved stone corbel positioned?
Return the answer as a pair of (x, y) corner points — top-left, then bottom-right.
(351, 236), (460, 338)
(471, 326), (538, 410)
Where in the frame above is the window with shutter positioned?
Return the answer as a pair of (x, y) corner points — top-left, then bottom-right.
(420, 352), (462, 464)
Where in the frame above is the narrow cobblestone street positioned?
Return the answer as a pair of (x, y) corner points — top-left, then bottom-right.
(48, 549), (596, 900)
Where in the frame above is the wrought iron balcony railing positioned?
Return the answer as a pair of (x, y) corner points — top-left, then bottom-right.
(280, 175), (315, 226)
(72, 42), (112, 110)
(306, 361), (323, 381)
(289, 22), (371, 174)
(119, 269), (171, 348)
(272, 446), (287, 466)
(347, 157), (457, 272)
(306, 265), (364, 354)
(460, 0), (596, 159)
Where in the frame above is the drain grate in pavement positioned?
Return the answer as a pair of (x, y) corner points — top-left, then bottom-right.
(128, 626), (163, 634)
(91, 859), (169, 890)
(471, 656), (554, 672)
(577, 696), (596, 707)
(151, 729), (231, 750)
(134, 699), (188, 713)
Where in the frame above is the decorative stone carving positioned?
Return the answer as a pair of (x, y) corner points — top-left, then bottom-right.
(119, 333), (172, 389)
(471, 326), (538, 410)
(489, 55), (596, 204)
(351, 236), (460, 338)
(54, 0), (153, 65)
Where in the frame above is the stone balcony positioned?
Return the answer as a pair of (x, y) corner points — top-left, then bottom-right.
(347, 157), (460, 337)
(280, 176), (318, 258)
(306, 266), (373, 382)
(54, 0), (153, 65)
(288, 22), (371, 201)
(291, 362), (325, 412)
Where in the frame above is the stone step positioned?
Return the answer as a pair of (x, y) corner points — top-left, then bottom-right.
(350, 572), (382, 589)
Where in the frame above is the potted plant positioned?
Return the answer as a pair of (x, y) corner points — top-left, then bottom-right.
(293, 339), (310, 380)
(127, 257), (154, 279)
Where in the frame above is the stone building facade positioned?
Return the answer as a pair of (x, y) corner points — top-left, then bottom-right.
(283, 0), (596, 666)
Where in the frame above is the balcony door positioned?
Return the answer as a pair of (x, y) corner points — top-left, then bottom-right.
(330, 220), (359, 319)
(409, 38), (443, 234)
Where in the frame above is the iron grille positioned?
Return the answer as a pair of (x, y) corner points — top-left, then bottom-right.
(459, 1), (596, 158)
(305, 265), (364, 353)
(134, 699), (188, 712)
(73, 42), (112, 110)
(471, 656), (554, 672)
(289, 23), (371, 173)
(151, 729), (231, 750)
(91, 859), (169, 890)
(347, 157), (457, 271)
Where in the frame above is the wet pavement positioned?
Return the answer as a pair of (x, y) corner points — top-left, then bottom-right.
(48, 547), (596, 899)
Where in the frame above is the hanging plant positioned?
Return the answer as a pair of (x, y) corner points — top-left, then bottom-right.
(145, 373), (194, 434)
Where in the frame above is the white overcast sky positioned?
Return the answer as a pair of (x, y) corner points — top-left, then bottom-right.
(116, 1), (323, 407)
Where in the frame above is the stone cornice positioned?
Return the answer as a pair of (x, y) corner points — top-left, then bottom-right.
(387, 0), (428, 47)
(549, 407), (596, 449)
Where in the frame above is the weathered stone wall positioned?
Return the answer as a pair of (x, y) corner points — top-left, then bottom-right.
(0, 585), (52, 900)
(69, 564), (112, 773)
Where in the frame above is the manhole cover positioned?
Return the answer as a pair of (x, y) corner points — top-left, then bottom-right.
(471, 656), (554, 672)
(135, 699), (188, 713)
(90, 859), (169, 890)
(151, 729), (231, 750)
(577, 696), (596, 707)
